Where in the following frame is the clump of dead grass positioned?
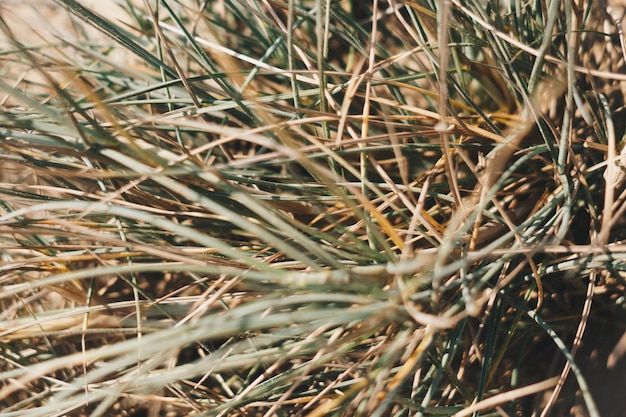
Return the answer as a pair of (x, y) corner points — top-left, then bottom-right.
(1, 1), (625, 416)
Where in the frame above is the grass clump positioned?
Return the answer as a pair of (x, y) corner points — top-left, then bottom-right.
(1, 0), (625, 416)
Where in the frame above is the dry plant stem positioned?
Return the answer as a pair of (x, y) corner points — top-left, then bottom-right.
(598, 97), (617, 245)
(261, 325), (346, 417)
(335, 55), (367, 147)
(470, 101), (546, 308)
(286, 0), (300, 109)
(298, 354), (364, 414)
(453, 376), (560, 417)
(231, 325), (333, 416)
(432, 0), (465, 305)
(376, 329), (434, 409)
(315, 0), (330, 140)
(143, 0), (201, 110)
(435, 0), (462, 211)
(360, 0), (379, 250)
(542, 2), (600, 415)
(538, 270), (595, 417)
(304, 378), (369, 417)
(159, 21), (322, 86)
(370, 95), (504, 141)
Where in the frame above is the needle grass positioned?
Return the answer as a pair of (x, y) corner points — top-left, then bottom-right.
(1, 1), (625, 416)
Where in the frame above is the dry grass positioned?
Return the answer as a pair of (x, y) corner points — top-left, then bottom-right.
(1, 1), (626, 416)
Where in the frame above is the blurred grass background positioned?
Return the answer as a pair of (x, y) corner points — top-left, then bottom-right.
(1, 0), (626, 416)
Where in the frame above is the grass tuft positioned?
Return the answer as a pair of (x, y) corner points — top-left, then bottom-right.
(1, 1), (626, 416)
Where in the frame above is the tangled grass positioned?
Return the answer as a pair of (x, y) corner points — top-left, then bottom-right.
(1, 1), (626, 416)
